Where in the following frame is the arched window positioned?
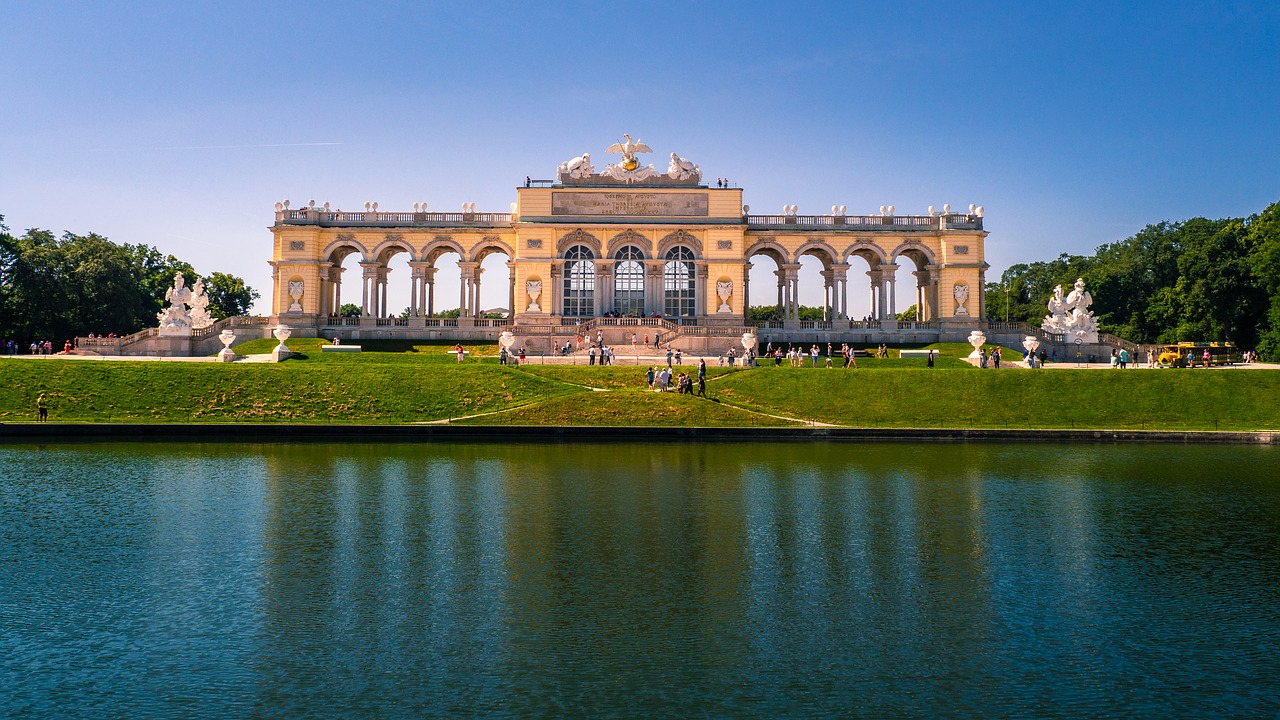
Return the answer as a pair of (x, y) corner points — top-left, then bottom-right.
(663, 246), (696, 317)
(613, 246), (645, 316)
(562, 245), (595, 317)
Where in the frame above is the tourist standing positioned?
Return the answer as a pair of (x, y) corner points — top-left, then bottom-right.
(37, 393), (47, 422)
(589, 346), (596, 365)
(927, 350), (935, 368)
(647, 366), (656, 390)
(455, 343), (465, 363)
(992, 347), (1001, 369)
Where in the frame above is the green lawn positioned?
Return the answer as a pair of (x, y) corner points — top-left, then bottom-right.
(4, 349), (1278, 430)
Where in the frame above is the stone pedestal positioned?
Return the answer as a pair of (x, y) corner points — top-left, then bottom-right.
(271, 346), (292, 362)
(153, 336), (192, 357)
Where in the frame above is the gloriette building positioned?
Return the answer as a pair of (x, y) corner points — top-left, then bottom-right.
(268, 136), (993, 352)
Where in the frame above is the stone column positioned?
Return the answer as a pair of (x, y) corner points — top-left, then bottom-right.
(647, 261), (664, 316)
(378, 267), (390, 318)
(928, 266), (941, 321)
(695, 262), (709, 317)
(425, 266), (437, 316)
(457, 261), (478, 317)
(550, 263), (564, 316)
(775, 269), (785, 319)
(359, 262), (380, 317)
(316, 265), (331, 318)
(978, 266), (987, 320)
(471, 265), (484, 318)
(913, 270), (929, 321)
(819, 270), (834, 321)
(781, 263), (802, 322)
(742, 261), (752, 324)
(596, 264), (612, 316)
(866, 270), (882, 320)
(331, 266), (344, 318)
(876, 264), (897, 320)
(831, 263), (850, 321)
(407, 262), (427, 316)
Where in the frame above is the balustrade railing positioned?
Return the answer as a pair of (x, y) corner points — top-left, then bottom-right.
(744, 213), (981, 231)
(279, 209), (514, 227)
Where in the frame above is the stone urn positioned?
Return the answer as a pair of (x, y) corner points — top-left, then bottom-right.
(967, 330), (987, 359)
(271, 324), (292, 362)
(273, 324), (292, 348)
(1023, 336), (1041, 367)
(741, 332), (757, 360)
(498, 330), (516, 352)
(218, 329), (236, 363)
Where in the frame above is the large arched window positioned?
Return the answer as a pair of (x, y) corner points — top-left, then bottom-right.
(613, 246), (645, 316)
(562, 245), (595, 317)
(663, 246), (696, 317)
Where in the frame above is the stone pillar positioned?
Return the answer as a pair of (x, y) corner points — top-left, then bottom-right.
(425, 266), (437, 316)
(819, 270), (834, 321)
(507, 261), (516, 320)
(775, 269), (785, 319)
(471, 265), (484, 318)
(742, 261), (752, 324)
(928, 266), (941, 321)
(978, 266), (987, 320)
(331, 266), (344, 318)
(359, 262), (380, 317)
(695, 262), (708, 317)
(866, 270), (882, 320)
(378, 267), (390, 318)
(408, 262), (430, 316)
(831, 263), (850, 321)
(316, 265), (331, 318)
(457, 261), (478, 317)
(646, 261), (664, 316)
(550, 263), (564, 316)
(876, 264), (897, 320)
(596, 264), (612, 316)
(781, 263), (801, 322)
(913, 270), (929, 321)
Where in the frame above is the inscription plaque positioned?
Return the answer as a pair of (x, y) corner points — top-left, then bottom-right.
(552, 192), (709, 217)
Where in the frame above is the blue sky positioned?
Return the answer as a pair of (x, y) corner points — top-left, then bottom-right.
(2, 1), (1277, 316)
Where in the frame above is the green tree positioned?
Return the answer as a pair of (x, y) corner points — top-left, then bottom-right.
(339, 303), (362, 318)
(203, 271), (259, 319)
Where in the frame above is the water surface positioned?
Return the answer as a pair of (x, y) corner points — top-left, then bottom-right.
(2, 441), (1278, 717)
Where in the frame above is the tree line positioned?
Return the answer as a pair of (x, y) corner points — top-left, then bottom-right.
(985, 199), (1280, 359)
(0, 215), (258, 343)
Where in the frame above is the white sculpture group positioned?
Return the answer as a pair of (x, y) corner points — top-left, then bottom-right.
(157, 272), (214, 336)
(559, 134), (702, 184)
(1042, 277), (1098, 344)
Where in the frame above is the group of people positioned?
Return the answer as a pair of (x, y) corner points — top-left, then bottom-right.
(497, 345), (527, 365)
(764, 342), (859, 369)
(647, 359), (707, 396)
(976, 347), (1004, 368)
(4, 340), (56, 355)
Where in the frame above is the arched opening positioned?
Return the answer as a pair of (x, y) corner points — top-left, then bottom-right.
(747, 247), (787, 323)
(474, 245), (513, 319)
(663, 246), (696, 317)
(563, 245), (595, 318)
(796, 246), (836, 321)
(378, 246), (412, 318)
(324, 244), (365, 319)
(425, 247), (463, 317)
(845, 249), (880, 322)
(890, 248), (935, 321)
(613, 245), (645, 316)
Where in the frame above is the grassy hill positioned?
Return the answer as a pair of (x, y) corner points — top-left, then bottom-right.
(3, 342), (1278, 430)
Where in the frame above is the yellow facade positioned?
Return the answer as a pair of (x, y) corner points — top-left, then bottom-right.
(268, 148), (988, 344)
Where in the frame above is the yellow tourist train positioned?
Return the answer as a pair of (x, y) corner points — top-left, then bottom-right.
(1156, 342), (1240, 368)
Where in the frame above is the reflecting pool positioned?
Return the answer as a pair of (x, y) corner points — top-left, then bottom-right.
(2, 441), (1278, 717)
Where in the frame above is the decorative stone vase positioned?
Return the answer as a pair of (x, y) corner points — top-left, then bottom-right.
(273, 324), (292, 348)
(1022, 336), (1041, 367)
(218, 329), (236, 363)
(287, 281), (304, 313)
(717, 281), (733, 313)
(498, 331), (516, 351)
(741, 332), (757, 354)
(271, 324), (292, 362)
(967, 330), (987, 359)
(525, 280), (542, 313)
